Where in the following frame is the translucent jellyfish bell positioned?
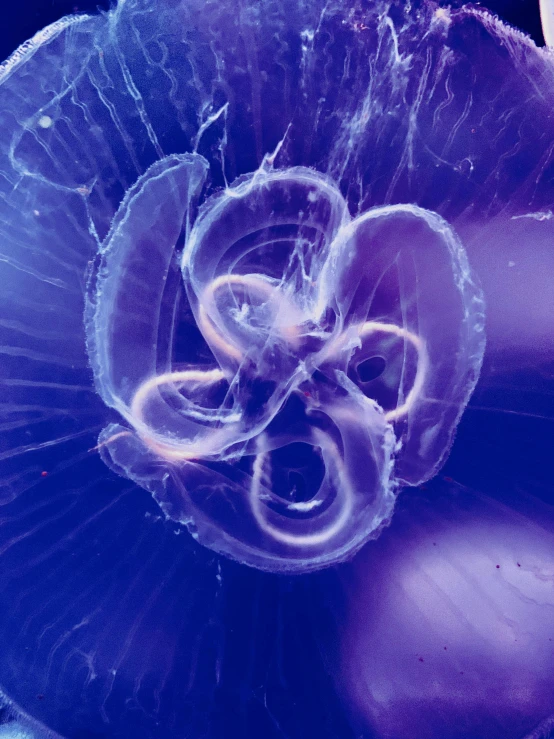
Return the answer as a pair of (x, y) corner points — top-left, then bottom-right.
(0, 0), (553, 737)
(87, 157), (484, 572)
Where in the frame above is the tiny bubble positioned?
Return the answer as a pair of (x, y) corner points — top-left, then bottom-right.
(38, 115), (53, 129)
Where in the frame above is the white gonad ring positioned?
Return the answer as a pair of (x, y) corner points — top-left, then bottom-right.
(89, 160), (485, 573)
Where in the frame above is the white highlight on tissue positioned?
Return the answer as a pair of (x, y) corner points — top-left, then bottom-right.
(540, 0), (554, 47)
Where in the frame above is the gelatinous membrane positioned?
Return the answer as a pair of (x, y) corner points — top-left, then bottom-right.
(87, 158), (484, 572)
(340, 484), (554, 739)
(0, 0), (553, 737)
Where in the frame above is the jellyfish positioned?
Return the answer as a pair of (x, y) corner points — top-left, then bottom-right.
(0, 0), (553, 738)
(85, 156), (484, 571)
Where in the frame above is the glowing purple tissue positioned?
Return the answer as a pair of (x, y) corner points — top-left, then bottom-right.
(87, 160), (484, 572)
(2, 0), (554, 736)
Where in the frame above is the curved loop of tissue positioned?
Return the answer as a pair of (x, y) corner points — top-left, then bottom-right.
(87, 160), (484, 573)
